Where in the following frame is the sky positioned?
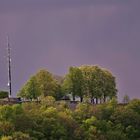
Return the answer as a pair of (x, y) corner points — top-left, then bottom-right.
(0, 0), (140, 100)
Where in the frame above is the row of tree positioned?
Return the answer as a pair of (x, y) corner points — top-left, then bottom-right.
(62, 65), (117, 103)
(18, 65), (117, 103)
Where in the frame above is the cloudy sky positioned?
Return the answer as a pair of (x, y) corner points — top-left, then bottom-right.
(0, 0), (140, 100)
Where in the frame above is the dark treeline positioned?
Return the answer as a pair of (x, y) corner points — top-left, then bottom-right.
(0, 98), (140, 140)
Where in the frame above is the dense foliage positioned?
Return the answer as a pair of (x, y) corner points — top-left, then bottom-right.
(62, 65), (117, 103)
(0, 98), (140, 140)
(7, 65), (137, 139)
(18, 69), (64, 100)
(0, 91), (8, 99)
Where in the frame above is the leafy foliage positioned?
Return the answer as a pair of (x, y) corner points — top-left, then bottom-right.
(0, 98), (139, 140)
(18, 69), (63, 100)
(63, 65), (117, 103)
(6, 66), (139, 139)
(18, 76), (41, 100)
(0, 91), (8, 99)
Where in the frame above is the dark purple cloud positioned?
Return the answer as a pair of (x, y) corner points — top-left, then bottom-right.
(0, 0), (140, 101)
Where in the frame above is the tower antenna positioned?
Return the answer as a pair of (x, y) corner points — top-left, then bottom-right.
(7, 36), (12, 97)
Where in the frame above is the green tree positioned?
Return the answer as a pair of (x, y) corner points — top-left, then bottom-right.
(79, 65), (95, 102)
(12, 131), (31, 140)
(18, 69), (63, 100)
(111, 106), (140, 139)
(40, 96), (56, 108)
(122, 94), (130, 104)
(95, 98), (117, 120)
(102, 69), (117, 102)
(63, 67), (84, 102)
(40, 107), (68, 139)
(126, 99), (140, 114)
(35, 69), (59, 98)
(18, 76), (41, 100)
(0, 91), (8, 99)
(63, 65), (117, 103)
(81, 116), (98, 140)
(74, 103), (94, 123)
(106, 130), (127, 140)
(1, 132), (31, 140)
(80, 65), (117, 103)
(0, 121), (14, 136)
(1, 136), (12, 140)
(0, 105), (13, 121)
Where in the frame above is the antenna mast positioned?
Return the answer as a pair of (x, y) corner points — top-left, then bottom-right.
(7, 36), (12, 97)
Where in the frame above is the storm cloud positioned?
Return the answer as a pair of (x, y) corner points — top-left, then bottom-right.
(0, 0), (140, 100)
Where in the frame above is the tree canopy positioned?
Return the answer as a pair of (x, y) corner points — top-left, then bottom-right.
(18, 69), (63, 100)
(0, 91), (8, 99)
(0, 98), (139, 139)
(62, 65), (117, 103)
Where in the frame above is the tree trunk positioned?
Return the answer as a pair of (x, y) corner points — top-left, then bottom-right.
(72, 95), (75, 101)
(95, 98), (98, 104)
(103, 95), (106, 103)
(80, 96), (83, 102)
(91, 98), (94, 104)
(99, 98), (102, 104)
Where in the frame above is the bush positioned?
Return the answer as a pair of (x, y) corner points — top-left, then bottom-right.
(0, 91), (8, 99)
